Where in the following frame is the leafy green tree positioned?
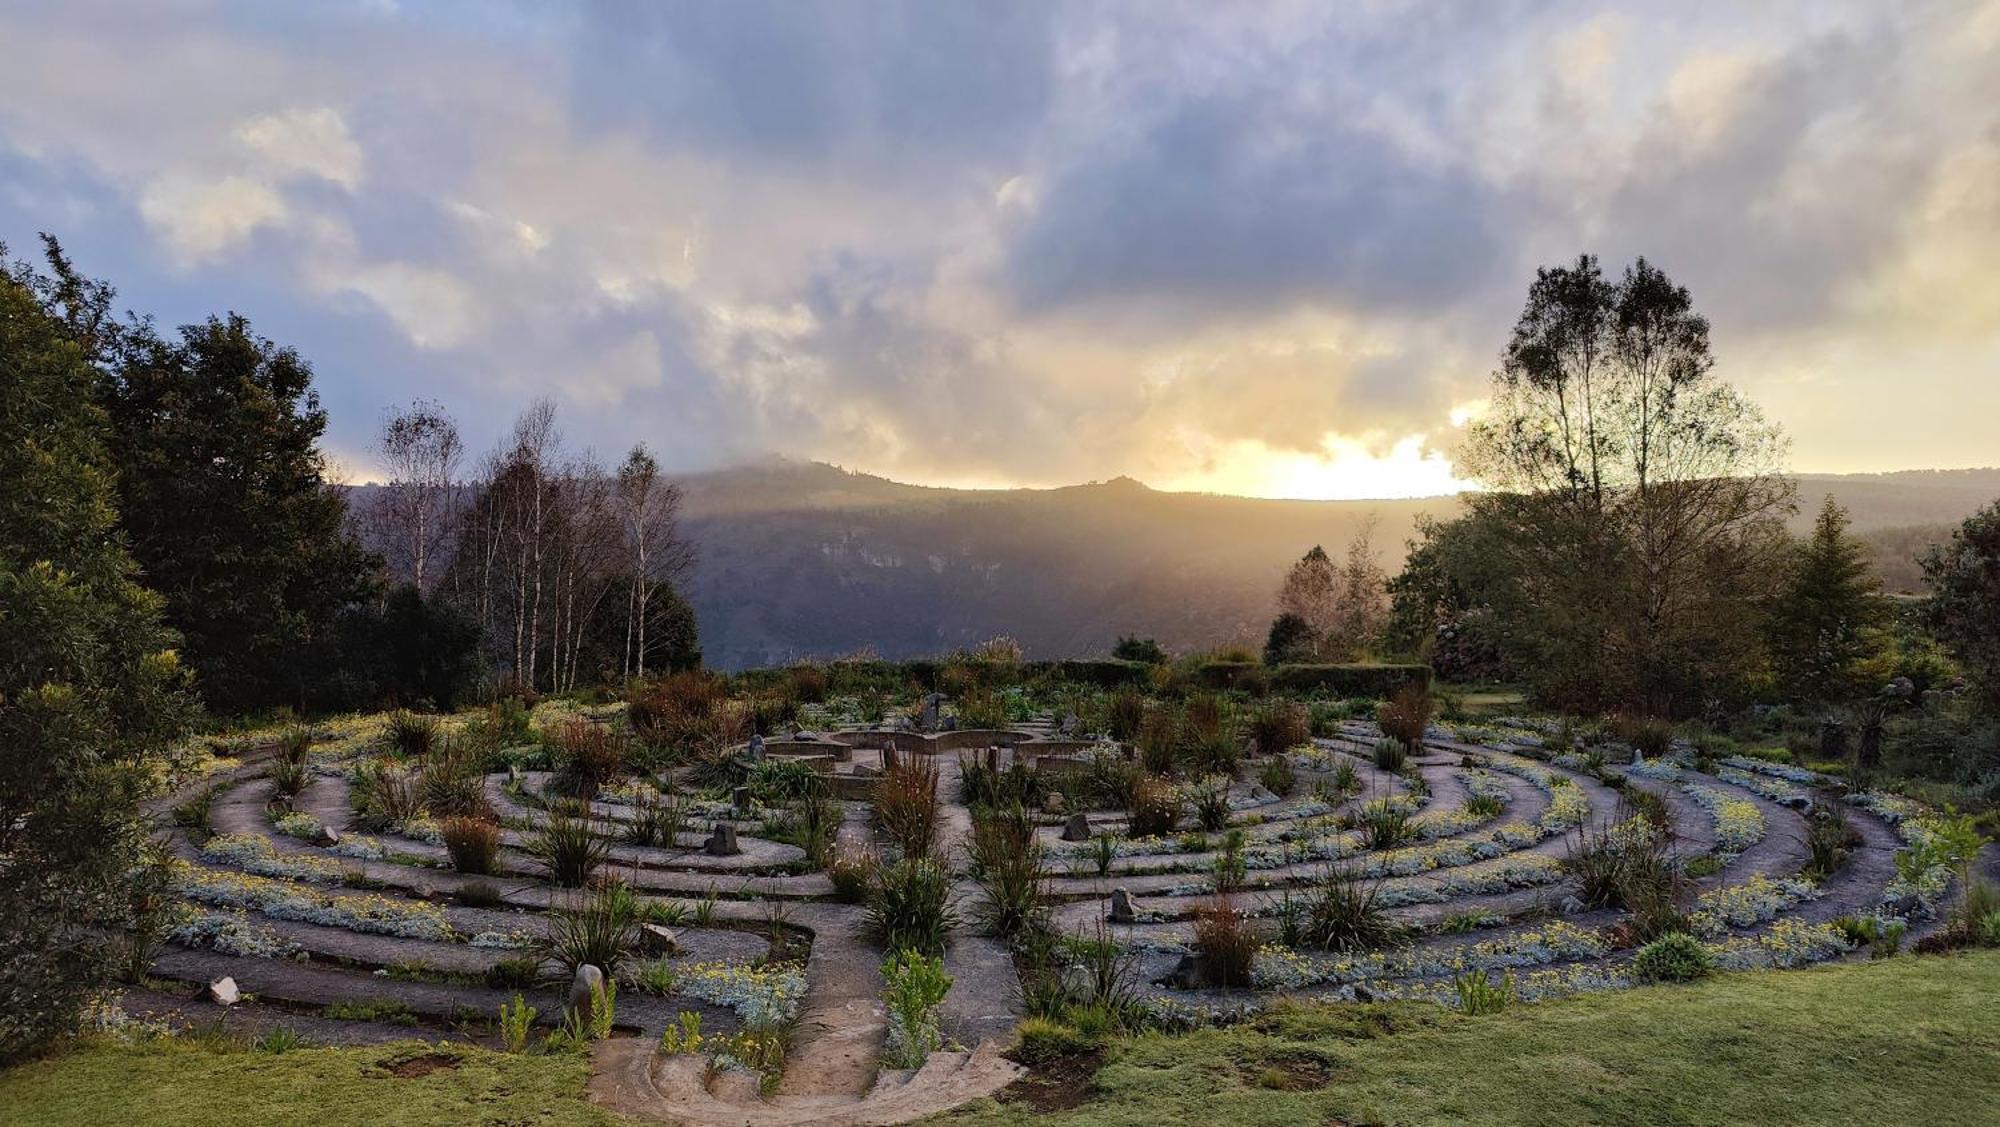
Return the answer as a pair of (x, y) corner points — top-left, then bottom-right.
(1921, 498), (2000, 708)
(1461, 255), (1794, 715)
(1, 251), (194, 1058)
(103, 314), (381, 714)
(1767, 496), (1883, 703)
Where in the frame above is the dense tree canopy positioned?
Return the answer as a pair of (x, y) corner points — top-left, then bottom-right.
(1921, 499), (2000, 708)
(0, 250), (194, 1058)
(102, 314), (382, 714)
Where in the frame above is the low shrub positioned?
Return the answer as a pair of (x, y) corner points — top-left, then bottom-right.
(1633, 931), (1714, 982)
(440, 815), (501, 874)
(1267, 663), (1432, 697)
(1258, 755), (1297, 797)
(1014, 1017), (1095, 1064)
(881, 949), (953, 1069)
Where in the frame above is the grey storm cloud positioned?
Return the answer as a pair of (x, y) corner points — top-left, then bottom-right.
(1, 0), (1996, 493)
(1003, 91), (1503, 320)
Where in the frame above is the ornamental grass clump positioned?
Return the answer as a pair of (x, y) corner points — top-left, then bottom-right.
(1452, 969), (1514, 1014)
(873, 755), (942, 861)
(627, 670), (728, 752)
(1377, 684), (1433, 751)
(545, 881), (641, 978)
(624, 788), (688, 849)
(1300, 865), (1399, 952)
(384, 710), (440, 759)
(532, 806), (611, 888)
(440, 815), (502, 875)
(1106, 687), (1145, 741)
(1137, 702), (1183, 776)
(1127, 773), (1181, 838)
(1189, 775), (1233, 832)
(967, 806), (1047, 940)
(866, 858), (958, 954)
(1246, 700), (1310, 756)
(1371, 737), (1407, 773)
(1192, 896), (1258, 987)
(548, 719), (628, 800)
(420, 738), (489, 819)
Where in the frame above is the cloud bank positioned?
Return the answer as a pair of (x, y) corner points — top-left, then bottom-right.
(2, 0), (1996, 497)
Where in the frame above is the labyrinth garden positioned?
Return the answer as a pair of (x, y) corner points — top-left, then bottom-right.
(117, 658), (1998, 1124)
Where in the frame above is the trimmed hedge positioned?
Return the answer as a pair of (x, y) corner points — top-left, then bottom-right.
(1183, 661), (1431, 697)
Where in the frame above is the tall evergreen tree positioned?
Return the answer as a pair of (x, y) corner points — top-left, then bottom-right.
(103, 314), (380, 713)
(1, 250), (194, 1058)
(1768, 496), (1883, 703)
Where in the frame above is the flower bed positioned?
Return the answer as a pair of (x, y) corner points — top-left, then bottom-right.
(1716, 766), (1811, 808)
(1626, 757), (1683, 781)
(1707, 919), (1851, 969)
(673, 961), (807, 1027)
(1689, 874), (1820, 936)
(1682, 785), (1765, 858)
(200, 833), (346, 883)
(175, 862), (454, 942)
(1250, 920), (1609, 990)
(170, 909), (301, 958)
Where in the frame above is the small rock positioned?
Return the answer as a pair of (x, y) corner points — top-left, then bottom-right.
(312, 824), (342, 847)
(1042, 792), (1067, 815)
(731, 786), (753, 814)
(747, 734), (766, 762)
(640, 923), (681, 957)
(1351, 983), (1376, 1002)
(1061, 812), (1092, 841)
(208, 976), (239, 1006)
(569, 964), (605, 1026)
(705, 824), (741, 856)
(1109, 887), (1138, 923)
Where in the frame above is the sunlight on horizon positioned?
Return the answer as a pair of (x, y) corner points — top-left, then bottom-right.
(1154, 432), (1478, 501)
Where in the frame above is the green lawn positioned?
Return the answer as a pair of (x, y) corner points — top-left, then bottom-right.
(6, 953), (1996, 1126)
(0, 1038), (619, 1127)
(941, 951), (2000, 1127)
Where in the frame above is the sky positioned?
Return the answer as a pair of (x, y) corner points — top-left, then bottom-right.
(3, 1), (1997, 499)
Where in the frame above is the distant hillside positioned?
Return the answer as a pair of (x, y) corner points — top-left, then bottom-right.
(344, 462), (1997, 670)
(676, 461), (1997, 669)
